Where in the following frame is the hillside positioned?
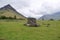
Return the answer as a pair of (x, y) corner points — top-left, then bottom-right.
(0, 4), (26, 19)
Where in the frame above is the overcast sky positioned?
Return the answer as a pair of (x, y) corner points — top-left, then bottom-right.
(0, 0), (60, 19)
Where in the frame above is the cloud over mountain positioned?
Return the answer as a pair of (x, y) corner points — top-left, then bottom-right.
(0, 0), (60, 19)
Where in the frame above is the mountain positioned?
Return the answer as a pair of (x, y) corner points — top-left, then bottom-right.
(0, 4), (26, 19)
(39, 12), (60, 20)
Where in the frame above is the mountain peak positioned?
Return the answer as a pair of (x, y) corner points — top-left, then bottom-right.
(4, 4), (12, 8)
(0, 4), (14, 9)
(0, 4), (26, 18)
(0, 4), (14, 10)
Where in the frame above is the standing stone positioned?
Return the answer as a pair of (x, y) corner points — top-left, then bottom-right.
(24, 17), (39, 27)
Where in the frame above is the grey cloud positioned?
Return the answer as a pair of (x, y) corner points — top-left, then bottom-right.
(0, 0), (60, 19)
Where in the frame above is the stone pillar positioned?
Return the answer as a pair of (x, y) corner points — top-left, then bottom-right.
(24, 17), (39, 27)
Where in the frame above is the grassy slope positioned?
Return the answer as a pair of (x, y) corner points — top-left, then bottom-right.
(0, 20), (60, 40)
(0, 9), (25, 19)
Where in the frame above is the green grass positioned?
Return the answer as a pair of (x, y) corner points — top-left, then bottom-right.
(0, 20), (60, 40)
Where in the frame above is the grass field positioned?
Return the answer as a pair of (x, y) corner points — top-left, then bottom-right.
(0, 20), (60, 40)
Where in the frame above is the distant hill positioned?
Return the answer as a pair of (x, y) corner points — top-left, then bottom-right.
(39, 12), (60, 20)
(0, 4), (26, 19)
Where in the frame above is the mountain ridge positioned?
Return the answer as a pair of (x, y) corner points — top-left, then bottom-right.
(39, 12), (60, 20)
